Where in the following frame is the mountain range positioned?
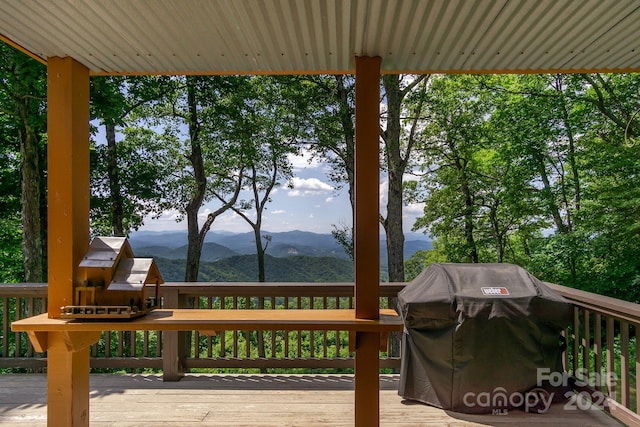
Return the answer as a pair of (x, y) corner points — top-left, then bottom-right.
(128, 229), (432, 263)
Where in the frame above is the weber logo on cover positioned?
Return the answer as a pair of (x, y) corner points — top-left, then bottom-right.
(481, 287), (509, 296)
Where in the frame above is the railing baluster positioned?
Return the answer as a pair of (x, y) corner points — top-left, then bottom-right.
(297, 297), (302, 357)
(271, 296), (276, 358)
(323, 296), (328, 358)
(2, 297), (8, 357)
(207, 297), (213, 358)
(26, 297), (34, 356)
(194, 330), (201, 359)
(606, 317), (616, 400)
(335, 296), (340, 357)
(105, 331), (112, 358)
(233, 296), (238, 358)
(594, 313), (602, 392)
(561, 328), (569, 372)
(284, 296), (289, 358)
(143, 331), (149, 358)
(309, 296), (315, 358)
(573, 306), (580, 375)
(14, 297), (21, 357)
(583, 309), (590, 378)
(117, 331), (124, 357)
(156, 331), (162, 357)
(621, 321), (629, 408)
(257, 296), (264, 358)
(245, 330), (250, 358)
(220, 296), (226, 357)
(130, 329), (136, 357)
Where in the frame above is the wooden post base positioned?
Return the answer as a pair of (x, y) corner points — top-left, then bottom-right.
(46, 331), (98, 427)
(355, 331), (380, 427)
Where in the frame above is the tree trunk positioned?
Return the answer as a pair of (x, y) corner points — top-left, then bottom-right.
(531, 149), (577, 280)
(381, 75), (406, 282)
(105, 123), (125, 236)
(19, 120), (43, 282)
(453, 153), (478, 263)
(556, 78), (581, 212)
(461, 177), (479, 263)
(253, 225), (266, 283)
(184, 77), (206, 282)
(489, 202), (504, 263)
(532, 150), (568, 233)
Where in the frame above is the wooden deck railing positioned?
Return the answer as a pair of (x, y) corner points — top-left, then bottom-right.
(0, 283), (47, 368)
(547, 283), (640, 426)
(0, 282), (403, 374)
(2, 281), (640, 424)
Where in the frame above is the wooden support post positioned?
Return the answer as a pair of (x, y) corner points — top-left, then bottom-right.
(46, 56), (90, 318)
(354, 55), (381, 320)
(354, 55), (381, 427)
(46, 331), (97, 427)
(162, 287), (187, 381)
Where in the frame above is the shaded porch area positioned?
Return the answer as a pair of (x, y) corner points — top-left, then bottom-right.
(0, 374), (623, 427)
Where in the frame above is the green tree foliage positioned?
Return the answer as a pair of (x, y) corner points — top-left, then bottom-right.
(0, 100), (23, 281)
(301, 75), (356, 258)
(409, 75), (494, 263)
(409, 73), (640, 302)
(123, 76), (248, 281)
(155, 254), (354, 283)
(89, 76), (174, 237)
(0, 44), (46, 282)
(230, 76), (305, 282)
(380, 74), (430, 281)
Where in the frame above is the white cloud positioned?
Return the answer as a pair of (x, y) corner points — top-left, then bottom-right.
(137, 210), (184, 231)
(404, 202), (425, 214)
(288, 150), (322, 171)
(379, 179), (389, 207)
(325, 196), (335, 203)
(287, 177), (333, 197)
(271, 210), (286, 214)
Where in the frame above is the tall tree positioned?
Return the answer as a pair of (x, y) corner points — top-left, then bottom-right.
(0, 44), (46, 282)
(232, 76), (300, 282)
(381, 74), (429, 280)
(301, 75), (356, 259)
(0, 96), (23, 281)
(124, 76), (247, 281)
(410, 75), (491, 263)
(90, 76), (173, 237)
(180, 76), (246, 282)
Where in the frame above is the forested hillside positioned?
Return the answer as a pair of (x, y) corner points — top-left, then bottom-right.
(155, 255), (354, 282)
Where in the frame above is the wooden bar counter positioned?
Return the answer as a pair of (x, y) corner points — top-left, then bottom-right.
(12, 309), (403, 427)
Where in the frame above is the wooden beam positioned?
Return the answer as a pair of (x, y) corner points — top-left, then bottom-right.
(12, 309), (402, 333)
(354, 55), (381, 320)
(46, 57), (90, 318)
(26, 331), (47, 353)
(354, 55), (382, 427)
(60, 331), (102, 353)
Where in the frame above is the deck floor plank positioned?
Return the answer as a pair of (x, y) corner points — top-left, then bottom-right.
(0, 374), (624, 426)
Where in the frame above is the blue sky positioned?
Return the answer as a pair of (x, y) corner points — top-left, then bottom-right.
(137, 150), (427, 236)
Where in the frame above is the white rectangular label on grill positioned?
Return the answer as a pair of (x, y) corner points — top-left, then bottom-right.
(481, 287), (509, 296)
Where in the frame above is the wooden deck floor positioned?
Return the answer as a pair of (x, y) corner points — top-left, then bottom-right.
(0, 374), (624, 426)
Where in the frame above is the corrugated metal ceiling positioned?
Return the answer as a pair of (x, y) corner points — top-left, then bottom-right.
(0, 0), (639, 75)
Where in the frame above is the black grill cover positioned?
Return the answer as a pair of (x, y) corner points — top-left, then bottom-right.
(397, 263), (572, 413)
